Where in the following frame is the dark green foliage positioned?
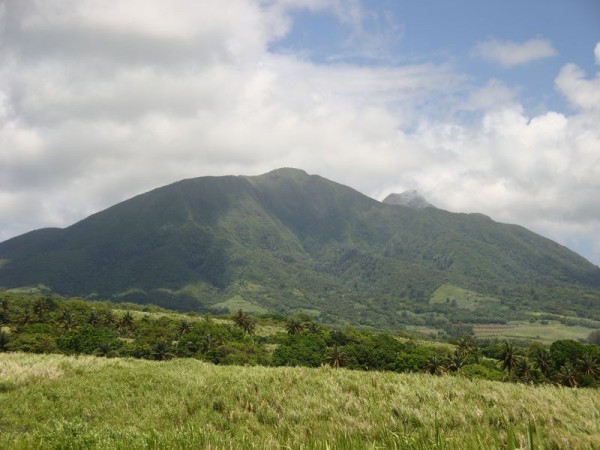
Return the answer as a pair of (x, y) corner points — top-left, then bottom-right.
(7, 332), (57, 353)
(232, 309), (255, 335)
(345, 333), (406, 371)
(0, 330), (10, 351)
(57, 326), (122, 355)
(272, 333), (327, 367)
(549, 340), (587, 368)
(1, 169), (600, 330)
(1, 292), (600, 388)
(459, 363), (505, 381)
(498, 341), (520, 374)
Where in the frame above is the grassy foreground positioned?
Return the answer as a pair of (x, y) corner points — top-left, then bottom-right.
(1, 353), (599, 449)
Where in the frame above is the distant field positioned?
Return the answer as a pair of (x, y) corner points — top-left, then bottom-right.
(474, 321), (594, 344)
(430, 284), (502, 310)
(1, 353), (599, 449)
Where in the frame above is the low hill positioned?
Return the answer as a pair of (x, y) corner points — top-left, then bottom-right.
(1, 168), (600, 328)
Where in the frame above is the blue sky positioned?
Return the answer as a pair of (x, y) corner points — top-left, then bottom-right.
(0, 0), (599, 264)
(274, 0), (599, 111)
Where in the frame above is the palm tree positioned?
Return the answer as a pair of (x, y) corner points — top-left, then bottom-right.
(87, 311), (100, 326)
(445, 350), (466, 372)
(305, 321), (322, 334)
(498, 341), (519, 374)
(0, 299), (10, 324)
(455, 336), (476, 358)
(58, 310), (76, 331)
(19, 308), (33, 326)
(577, 353), (600, 380)
(532, 348), (553, 378)
(425, 355), (446, 375)
(328, 344), (347, 369)
(0, 330), (10, 352)
(557, 363), (578, 387)
(151, 340), (174, 361)
(233, 309), (255, 335)
(118, 311), (135, 333)
(177, 320), (193, 338)
(32, 297), (49, 322)
(286, 318), (304, 335)
(102, 309), (116, 327)
(514, 357), (535, 382)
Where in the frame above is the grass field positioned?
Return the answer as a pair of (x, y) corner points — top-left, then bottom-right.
(474, 321), (594, 344)
(1, 352), (599, 449)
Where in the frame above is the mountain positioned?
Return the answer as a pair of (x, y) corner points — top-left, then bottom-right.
(383, 190), (432, 209)
(1, 168), (600, 328)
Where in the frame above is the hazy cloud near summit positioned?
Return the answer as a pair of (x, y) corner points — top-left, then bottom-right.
(1, 1), (599, 265)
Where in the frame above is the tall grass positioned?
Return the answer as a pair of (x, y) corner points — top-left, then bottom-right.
(1, 352), (599, 449)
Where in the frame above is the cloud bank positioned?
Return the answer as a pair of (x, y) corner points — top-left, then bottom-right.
(0, 1), (599, 265)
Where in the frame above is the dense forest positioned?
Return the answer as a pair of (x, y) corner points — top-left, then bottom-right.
(2, 292), (599, 388)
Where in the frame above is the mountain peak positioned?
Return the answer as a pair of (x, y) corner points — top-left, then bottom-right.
(382, 190), (432, 209)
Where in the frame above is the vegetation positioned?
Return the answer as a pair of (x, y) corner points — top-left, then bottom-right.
(2, 292), (600, 389)
(1, 168), (600, 331)
(1, 352), (599, 449)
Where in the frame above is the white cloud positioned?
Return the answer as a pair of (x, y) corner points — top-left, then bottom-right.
(595, 42), (600, 65)
(473, 38), (557, 67)
(555, 63), (600, 111)
(0, 0), (599, 267)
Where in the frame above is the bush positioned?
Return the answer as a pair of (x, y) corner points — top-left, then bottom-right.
(58, 326), (122, 355)
(272, 333), (326, 367)
(7, 333), (57, 354)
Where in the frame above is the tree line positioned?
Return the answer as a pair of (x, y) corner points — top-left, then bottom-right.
(1, 293), (599, 388)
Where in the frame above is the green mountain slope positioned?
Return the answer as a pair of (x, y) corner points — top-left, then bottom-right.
(1, 168), (599, 327)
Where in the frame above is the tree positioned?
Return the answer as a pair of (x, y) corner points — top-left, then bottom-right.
(532, 348), (553, 378)
(328, 344), (347, 368)
(177, 320), (193, 338)
(425, 355), (446, 375)
(445, 350), (466, 372)
(102, 309), (116, 327)
(286, 318), (304, 335)
(577, 353), (600, 380)
(273, 333), (327, 367)
(498, 341), (519, 374)
(32, 297), (50, 322)
(19, 308), (33, 326)
(455, 336), (476, 358)
(118, 311), (135, 333)
(0, 330), (10, 352)
(514, 358), (535, 382)
(232, 310), (255, 335)
(87, 311), (101, 326)
(58, 310), (76, 331)
(0, 299), (9, 324)
(151, 340), (174, 361)
(58, 326), (121, 355)
(557, 363), (578, 387)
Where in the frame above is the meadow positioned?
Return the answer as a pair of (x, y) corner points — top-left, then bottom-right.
(1, 352), (599, 449)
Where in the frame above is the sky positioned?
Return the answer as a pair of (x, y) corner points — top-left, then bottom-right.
(0, 0), (599, 265)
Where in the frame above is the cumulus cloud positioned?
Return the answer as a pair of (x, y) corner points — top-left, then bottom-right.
(0, 1), (599, 266)
(473, 38), (557, 67)
(555, 61), (600, 111)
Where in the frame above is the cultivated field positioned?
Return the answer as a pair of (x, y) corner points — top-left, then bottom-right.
(1, 352), (599, 449)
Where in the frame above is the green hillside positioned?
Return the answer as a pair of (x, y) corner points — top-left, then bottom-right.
(1, 168), (600, 329)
